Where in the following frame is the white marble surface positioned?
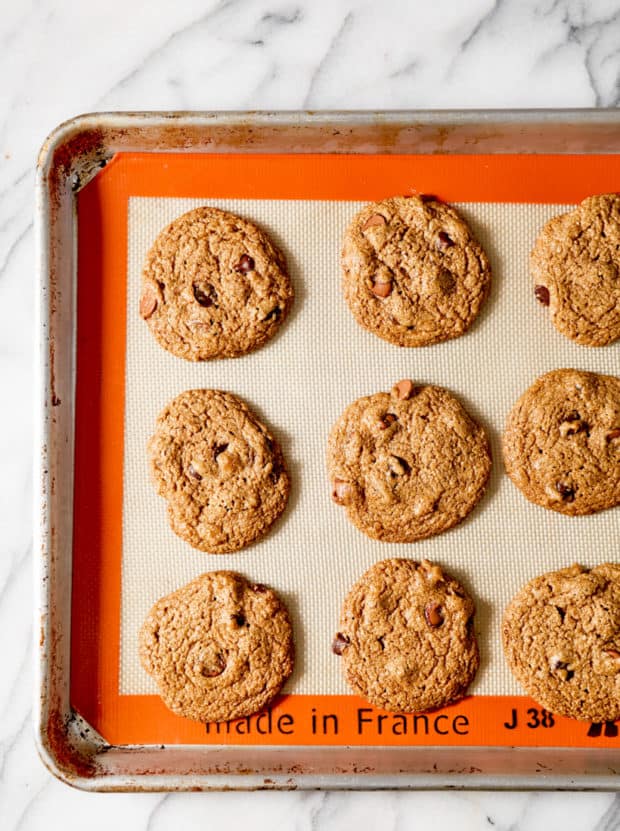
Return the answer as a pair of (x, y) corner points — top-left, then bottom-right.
(2, 0), (620, 826)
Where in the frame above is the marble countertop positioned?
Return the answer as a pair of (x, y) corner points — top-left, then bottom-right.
(2, 0), (620, 826)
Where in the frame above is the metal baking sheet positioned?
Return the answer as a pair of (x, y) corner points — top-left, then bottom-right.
(35, 110), (620, 791)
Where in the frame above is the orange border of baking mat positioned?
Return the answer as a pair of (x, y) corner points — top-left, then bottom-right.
(73, 152), (620, 747)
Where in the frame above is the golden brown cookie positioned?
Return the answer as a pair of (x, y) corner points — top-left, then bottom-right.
(327, 380), (491, 542)
(502, 564), (620, 722)
(140, 571), (294, 722)
(502, 369), (620, 516)
(140, 207), (293, 360)
(531, 194), (620, 346)
(333, 559), (479, 712)
(148, 389), (290, 553)
(341, 196), (491, 346)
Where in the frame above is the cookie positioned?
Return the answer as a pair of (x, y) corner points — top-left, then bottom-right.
(327, 380), (491, 542)
(140, 571), (294, 722)
(531, 194), (620, 346)
(502, 369), (620, 516)
(341, 196), (491, 347)
(333, 559), (479, 712)
(148, 389), (290, 553)
(503, 564), (620, 722)
(140, 207), (293, 360)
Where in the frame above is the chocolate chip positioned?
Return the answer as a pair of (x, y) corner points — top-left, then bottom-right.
(559, 416), (586, 438)
(371, 279), (392, 298)
(213, 443), (229, 460)
(202, 654), (226, 678)
(332, 478), (351, 504)
(419, 193), (438, 203)
(392, 379), (416, 400)
(379, 413), (398, 430)
(362, 214), (387, 231)
(535, 285), (550, 306)
(234, 254), (255, 273)
(251, 583), (268, 593)
(550, 657), (574, 680)
(436, 231), (454, 251)
(556, 481), (575, 502)
(606, 428), (620, 442)
(424, 602), (444, 628)
(332, 632), (350, 655)
(140, 285), (158, 319)
(437, 268), (455, 294)
(605, 722), (619, 737)
(233, 614), (246, 627)
(193, 283), (215, 307)
(588, 722), (602, 738)
(565, 411), (581, 422)
(264, 306), (281, 322)
(187, 463), (203, 481)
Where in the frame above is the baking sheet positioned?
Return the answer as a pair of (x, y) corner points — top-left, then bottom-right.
(120, 195), (619, 701)
(38, 114), (620, 789)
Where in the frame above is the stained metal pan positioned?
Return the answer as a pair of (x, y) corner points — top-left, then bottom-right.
(35, 110), (620, 790)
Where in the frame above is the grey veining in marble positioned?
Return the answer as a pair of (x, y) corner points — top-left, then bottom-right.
(2, 0), (620, 826)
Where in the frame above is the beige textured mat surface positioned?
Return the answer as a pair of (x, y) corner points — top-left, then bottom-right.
(120, 197), (619, 697)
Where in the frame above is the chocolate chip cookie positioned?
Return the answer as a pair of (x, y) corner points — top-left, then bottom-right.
(502, 369), (620, 516)
(148, 389), (290, 553)
(333, 559), (479, 712)
(531, 194), (620, 346)
(140, 571), (294, 722)
(140, 207), (293, 360)
(503, 564), (620, 722)
(327, 380), (491, 542)
(341, 196), (491, 346)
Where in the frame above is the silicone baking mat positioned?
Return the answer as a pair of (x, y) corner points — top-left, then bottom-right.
(72, 153), (620, 748)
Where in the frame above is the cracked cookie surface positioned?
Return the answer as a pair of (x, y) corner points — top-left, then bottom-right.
(140, 207), (293, 360)
(341, 196), (491, 346)
(140, 571), (294, 722)
(333, 559), (479, 712)
(502, 564), (620, 722)
(327, 381), (491, 542)
(531, 194), (620, 346)
(502, 369), (620, 516)
(148, 389), (290, 553)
